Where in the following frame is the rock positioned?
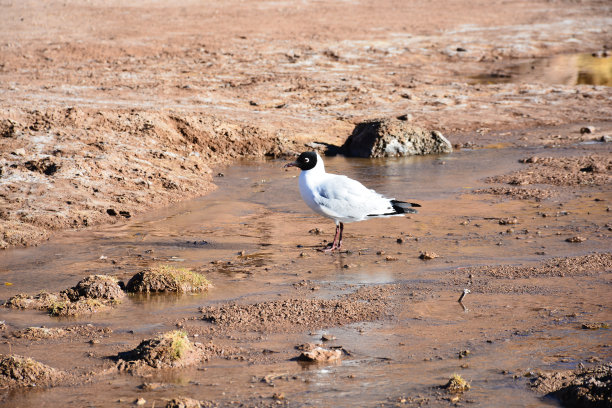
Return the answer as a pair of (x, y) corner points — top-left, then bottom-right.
(419, 251), (439, 260)
(601, 135), (612, 143)
(297, 346), (342, 362)
(321, 334), (336, 341)
(499, 217), (518, 225)
(565, 236), (586, 243)
(342, 118), (452, 158)
(295, 343), (319, 351)
(582, 322), (608, 330)
(0, 119), (19, 138)
(396, 113), (413, 121)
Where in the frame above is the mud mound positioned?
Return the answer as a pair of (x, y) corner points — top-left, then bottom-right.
(530, 363), (611, 408)
(62, 274), (125, 301)
(456, 253), (612, 281)
(10, 325), (112, 341)
(165, 397), (205, 408)
(11, 327), (66, 340)
(48, 298), (113, 317)
(342, 118), (452, 158)
(4, 291), (63, 311)
(487, 154), (611, 187)
(201, 286), (392, 333)
(0, 354), (64, 389)
(126, 265), (212, 293)
(4, 274), (123, 316)
(115, 330), (228, 372)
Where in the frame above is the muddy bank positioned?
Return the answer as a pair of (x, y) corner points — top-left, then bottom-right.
(530, 363), (611, 408)
(0, 108), (299, 249)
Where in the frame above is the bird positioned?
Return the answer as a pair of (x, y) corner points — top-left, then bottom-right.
(284, 151), (420, 251)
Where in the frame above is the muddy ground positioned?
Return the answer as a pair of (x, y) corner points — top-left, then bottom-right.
(0, 0), (611, 407)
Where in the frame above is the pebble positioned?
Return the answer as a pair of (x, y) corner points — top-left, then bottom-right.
(565, 236), (586, 243)
(419, 251), (439, 260)
(135, 398), (146, 406)
(321, 334), (336, 341)
(499, 217), (518, 225)
(580, 126), (595, 134)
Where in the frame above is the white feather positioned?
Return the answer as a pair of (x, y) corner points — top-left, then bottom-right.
(298, 153), (400, 224)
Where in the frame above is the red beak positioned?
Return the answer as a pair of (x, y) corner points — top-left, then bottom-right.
(284, 161), (298, 169)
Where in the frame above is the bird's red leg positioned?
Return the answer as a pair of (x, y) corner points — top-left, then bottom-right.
(333, 222), (344, 250)
(324, 223), (341, 252)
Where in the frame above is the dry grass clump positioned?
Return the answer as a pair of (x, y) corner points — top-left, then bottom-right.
(443, 374), (471, 393)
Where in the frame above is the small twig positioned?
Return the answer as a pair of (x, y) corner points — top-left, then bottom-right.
(458, 288), (470, 311)
(458, 288), (470, 303)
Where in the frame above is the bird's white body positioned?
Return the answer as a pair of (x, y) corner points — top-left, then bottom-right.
(298, 154), (402, 224)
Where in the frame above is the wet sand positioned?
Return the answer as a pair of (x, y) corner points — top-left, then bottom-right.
(1, 0), (611, 406)
(2, 146), (611, 406)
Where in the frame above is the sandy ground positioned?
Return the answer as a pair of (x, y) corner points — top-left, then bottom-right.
(0, 0), (611, 407)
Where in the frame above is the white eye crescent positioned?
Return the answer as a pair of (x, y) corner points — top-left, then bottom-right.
(304, 158), (309, 162)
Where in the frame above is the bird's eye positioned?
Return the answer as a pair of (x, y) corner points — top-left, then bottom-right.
(304, 158), (309, 163)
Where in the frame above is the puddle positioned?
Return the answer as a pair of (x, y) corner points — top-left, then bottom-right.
(1, 145), (610, 407)
(471, 53), (612, 86)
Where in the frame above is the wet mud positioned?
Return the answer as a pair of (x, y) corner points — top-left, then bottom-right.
(1, 0), (611, 407)
(1, 144), (610, 406)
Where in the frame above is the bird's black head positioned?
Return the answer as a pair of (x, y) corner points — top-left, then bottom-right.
(285, 151), (318, 171)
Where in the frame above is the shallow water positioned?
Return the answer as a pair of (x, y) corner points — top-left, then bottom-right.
(471, 53), (612, 86)
(1, 145), (610, 407)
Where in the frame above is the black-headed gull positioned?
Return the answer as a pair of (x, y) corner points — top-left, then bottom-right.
(285, 151), (420, 251)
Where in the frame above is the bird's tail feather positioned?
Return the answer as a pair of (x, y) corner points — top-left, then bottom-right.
(390, 200), (420, 214)
(368, 200), (420, 217)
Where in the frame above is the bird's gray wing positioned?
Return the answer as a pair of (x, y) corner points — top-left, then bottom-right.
(313, 174), (394, 220)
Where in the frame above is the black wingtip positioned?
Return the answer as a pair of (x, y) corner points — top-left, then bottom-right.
(390, 200), (421, 213)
